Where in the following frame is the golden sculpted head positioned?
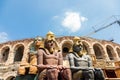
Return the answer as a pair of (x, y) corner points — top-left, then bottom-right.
(45, 31), (60, 53)
(73, 36), (82, 46)
(46, 31), (55, 41)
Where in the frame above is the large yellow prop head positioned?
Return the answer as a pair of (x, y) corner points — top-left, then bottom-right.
(73, 36), (82, 45)
(46, 31), (55, 41)
(45, 31), (60, 52)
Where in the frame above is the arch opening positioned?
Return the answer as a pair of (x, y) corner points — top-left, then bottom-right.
(62, 41), (72, 57)
(93, 44), (104, 59)
(106, 45), (114, 60)
(63, 47), (69, 53)
(14, 45), (24, 62)
(1, 47), (10, 62)
(116, 48), (120, 58)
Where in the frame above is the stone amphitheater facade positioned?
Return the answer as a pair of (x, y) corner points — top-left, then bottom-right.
(0, 36), (120, 80)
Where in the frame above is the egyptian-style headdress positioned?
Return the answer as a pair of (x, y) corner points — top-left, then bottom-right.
(73, 36), (87, 55)
(44, 31), (60, 51)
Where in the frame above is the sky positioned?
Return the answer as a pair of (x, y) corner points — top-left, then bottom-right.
(0, 0), (120, 44)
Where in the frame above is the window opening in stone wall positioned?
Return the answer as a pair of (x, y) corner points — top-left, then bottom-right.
(1, 47), (10, 62)
(105, 70), (117, 78)
(62, 41), (72, 57)
(63, 47), (69, 53)
(116, 48), (120, 58)
(106, 46), (114, 60)
(93, 44), (103, 59)
(14, 45), (24, 62)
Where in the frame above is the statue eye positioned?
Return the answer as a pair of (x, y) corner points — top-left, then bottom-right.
(47, 40), (51, 43)
(78, 41), (81, 43)
(38, 39), (41, 41)
(50, 36), (54, 38)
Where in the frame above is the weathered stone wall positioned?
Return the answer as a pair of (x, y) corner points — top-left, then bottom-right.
(0, 36), (120, 80)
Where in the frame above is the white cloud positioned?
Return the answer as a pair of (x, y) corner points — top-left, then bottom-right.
(0, 32), (9, 43)
(81, 16), (88, 22)
(52, 15), (59, 19)
(62, 11), (88, 32)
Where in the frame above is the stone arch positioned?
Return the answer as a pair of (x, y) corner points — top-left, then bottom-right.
(116, 47), (120, 58)
(0, 46), (10, 62)
(93, 43), (105, 59)
(106, 45), (115, 60)
(3, 71), (16, 80)
(60, 40), (73, 57)
(27, 41), (34, 48)
(6, 76), (15, 80)
(82, 41), (91, 54)
(13, 44), (25, 62)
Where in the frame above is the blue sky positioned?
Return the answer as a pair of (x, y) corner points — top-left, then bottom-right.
(0, 0), (120, 44)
